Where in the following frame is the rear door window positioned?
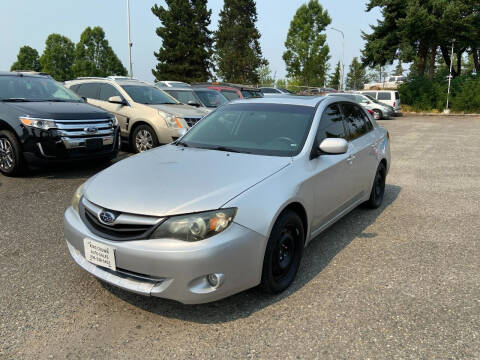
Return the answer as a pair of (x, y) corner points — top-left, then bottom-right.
(377, 92), (392, 100)
(99, 84), (122, 101)
(221, 90), (240, 100)
(316, 104), (346, 145)
(341, 103), (371, 141)
(395, 92), (400, 100)
(76, 83), (101, 99)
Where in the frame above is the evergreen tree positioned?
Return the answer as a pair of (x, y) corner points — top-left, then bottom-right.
(152, 0), (214, 82)
(345, 57), (368, 90)
(393, 61), (404, 76)
(39, 34), (75, 81)
(10, 46), (41, 72)
(283, 0), (331, 87)
(215, 0), (267, 83)
(73, 27), (127, 78)
(328, 61), (341, 89)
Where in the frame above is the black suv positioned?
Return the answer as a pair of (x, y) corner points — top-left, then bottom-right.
(0, 72), (119, 176)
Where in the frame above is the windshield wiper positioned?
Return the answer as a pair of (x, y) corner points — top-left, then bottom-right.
(39, 99), (76, 102)
(209, 146), (250, 154)
(0, 98), (31, 102)
(176, 140), (189, 147)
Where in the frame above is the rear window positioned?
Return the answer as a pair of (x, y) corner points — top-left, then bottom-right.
(395, 92), (400, 100)
(378, 92), (392, 100)
(221, 90), (240, 101)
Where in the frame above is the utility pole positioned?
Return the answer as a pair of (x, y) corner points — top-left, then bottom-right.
(127, 0), (133, 78)
(330, 27), (345, 91)
(445, 39), (455, 114)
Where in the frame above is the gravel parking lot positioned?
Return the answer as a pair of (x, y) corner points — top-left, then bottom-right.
(1, 115), (479, 359)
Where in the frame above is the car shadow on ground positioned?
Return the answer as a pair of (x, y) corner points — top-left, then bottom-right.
(22, 152), (132, 180)
(101, 184), (402, 324)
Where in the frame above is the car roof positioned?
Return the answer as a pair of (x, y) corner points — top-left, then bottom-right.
(230, 96), (326, 108)
(0, 71), (50, 78)
(66, 78), (154, 87)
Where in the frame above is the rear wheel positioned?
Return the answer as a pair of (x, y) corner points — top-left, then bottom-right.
(373, 109), (383, 120)
(366, 162), (387, 209)
(261, 210), (304, 294)
(132, 125), (159, 153)
(0, 130), (25, 176)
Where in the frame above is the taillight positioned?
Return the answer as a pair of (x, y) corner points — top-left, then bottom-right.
(368, 109), (374, 115)
(393, 101), (396, 107)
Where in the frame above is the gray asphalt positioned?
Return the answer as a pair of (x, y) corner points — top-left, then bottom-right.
(1, 116), (479, 359)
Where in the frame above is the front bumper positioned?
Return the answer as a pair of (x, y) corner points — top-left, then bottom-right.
(64, 207), (266, 304)
(22, 126), (120, 165)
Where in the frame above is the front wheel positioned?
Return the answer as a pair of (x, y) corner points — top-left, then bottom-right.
(0, 130), (26, 176)
(132, 125), (159, 153)
(260, 210), (305, 294)
(365, 162), (387, 209)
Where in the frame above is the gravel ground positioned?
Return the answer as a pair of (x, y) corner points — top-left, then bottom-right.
(0, 115), (479, 359)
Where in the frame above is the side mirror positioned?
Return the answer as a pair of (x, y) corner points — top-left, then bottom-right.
(187, 100), (200, 107)
(108, 96), (126, 105)
(319, 138), (348, 155)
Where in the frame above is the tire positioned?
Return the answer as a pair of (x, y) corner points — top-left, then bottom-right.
(0, 130), (26, 176)
(373, 109), (383, 120)
(132, 125), (159, 154)
(260, 210), (305, 294)
(365, 162), (387, 209)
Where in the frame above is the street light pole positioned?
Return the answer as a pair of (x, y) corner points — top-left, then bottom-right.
(330, 27), (345, 91)
(445, 39), (455, 113)
(127, 0), (133, 78)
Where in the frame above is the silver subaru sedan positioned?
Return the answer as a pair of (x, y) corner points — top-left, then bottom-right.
(64, 96), (391, 304)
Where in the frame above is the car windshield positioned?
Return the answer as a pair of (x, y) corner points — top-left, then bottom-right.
(194, 89), (228, 108)
(365, 94), (381, 104)
(241, 90), (263, 98)
(164, 89), (200, 104)
(121, 85), (178, 105)
(178, 103), (315, 157)
(0, 75), (82, 102)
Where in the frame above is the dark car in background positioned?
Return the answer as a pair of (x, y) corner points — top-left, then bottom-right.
(0, 72), (119, 176)
(162, 87), (228, 112)
(192, 83), (263, 101)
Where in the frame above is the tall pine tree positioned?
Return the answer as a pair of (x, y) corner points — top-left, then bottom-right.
(152, 0), (213, 82)
(39, 34), (75, 81)
(214, 0), (267, 84)
(345, 57), (368, 90)
(328, 61), (341, 89)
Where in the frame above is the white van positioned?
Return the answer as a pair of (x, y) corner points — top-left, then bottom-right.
(359, 90), (401, 115)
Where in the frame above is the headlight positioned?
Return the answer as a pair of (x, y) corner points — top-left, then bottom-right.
(151, 208), (237, 241)
(20, 117), (56, 130)
(110, 116), (118, 126)
(71, 183), (85, 213)
(162, 113), (183, 129)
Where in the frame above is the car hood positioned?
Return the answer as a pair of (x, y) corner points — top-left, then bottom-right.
(84, 145), (290, 217)
(4, 101), (110, 119)
(148, 103), (210, 117)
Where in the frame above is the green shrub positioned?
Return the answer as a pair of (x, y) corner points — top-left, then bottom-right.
(399, 75), (480, 113)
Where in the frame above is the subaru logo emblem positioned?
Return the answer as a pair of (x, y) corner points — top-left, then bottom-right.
(98, 211), (116, 225)
(85, 127), (98, 134)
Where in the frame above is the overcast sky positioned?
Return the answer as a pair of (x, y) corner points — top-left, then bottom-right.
(1, 0), (382, 82)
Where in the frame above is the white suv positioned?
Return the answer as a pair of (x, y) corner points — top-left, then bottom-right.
(66, 78), (208, 153)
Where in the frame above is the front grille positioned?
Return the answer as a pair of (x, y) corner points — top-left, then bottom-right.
(80, 198), (163, 241)
(184, 117), (202, 128)
(56, 118), (115, 138)
(102, 266), (165, 283)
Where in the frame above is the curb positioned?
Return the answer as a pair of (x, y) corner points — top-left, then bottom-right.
(402, 112), (480, 117)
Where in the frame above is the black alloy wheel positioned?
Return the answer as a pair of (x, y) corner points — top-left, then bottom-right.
(0, 130), (25, 176)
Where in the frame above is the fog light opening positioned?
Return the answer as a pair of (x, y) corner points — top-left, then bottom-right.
(206, 273), (224, 289)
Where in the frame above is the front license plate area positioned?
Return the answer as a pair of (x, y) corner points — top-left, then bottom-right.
(86, 138), (103, 150)
(83, 238), (116, 271)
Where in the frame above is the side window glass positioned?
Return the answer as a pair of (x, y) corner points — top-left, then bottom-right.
(316, 104), (346, 145)
(342, 103), (370, 141)
(99, 84), (122, 101)
(77, 83), (100, 99)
